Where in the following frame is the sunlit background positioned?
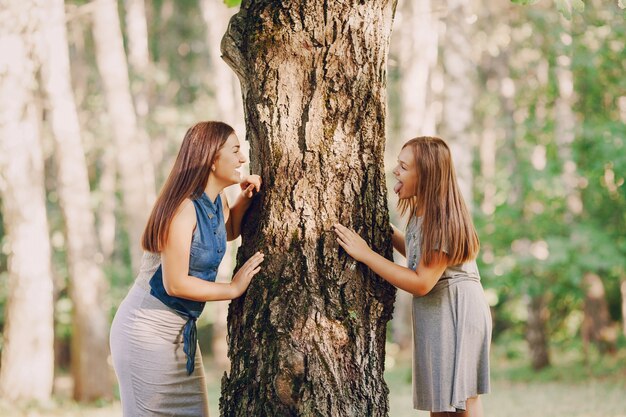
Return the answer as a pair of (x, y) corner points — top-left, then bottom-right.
(1, 0), (625, 416)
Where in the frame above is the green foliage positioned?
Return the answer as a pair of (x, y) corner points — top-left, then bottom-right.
(474, 2), (626, 355)
(555, 0), (585, 20)
(510, 0), (587, 19)
(224, 0), (241, 7)
(510, 0), (541, 5)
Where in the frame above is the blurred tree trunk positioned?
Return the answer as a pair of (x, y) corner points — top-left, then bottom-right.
(554, 19), (581, 219)
(63, 7), (117, 261)
(389, 0), (439, 351)
(0, 0), (55, 401)
(123, 0), (161, 175)
(551, 20), (617, 357)
(440, 0), (476, 204)
(40, 0), (113, 401)
(394, 0), (438, 141)
(581, 273), (616, 356)
(123, 0), (151, 120)
(526, 294), (550, 370)
(97, 148), (117, 261)
(200, 0), (244, 134)
(91, 0), (155, 270)
(219, 1), (397, 415)
(621, 276), (626, 338)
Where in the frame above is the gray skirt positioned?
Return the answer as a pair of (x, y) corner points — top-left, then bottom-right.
(110, 283), (210, 417)
(412, 276), (492, 412)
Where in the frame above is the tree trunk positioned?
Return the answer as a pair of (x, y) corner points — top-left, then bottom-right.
(0, 1), (55, 400)
(581, 273), (617, 356)
(440, 0), (476, 204)
(97, 147), (117, 261)
(40, 0), (113, 401)
(555, 18), (582, 219)
(394, 0), (438, 141)
(91, 0), (155, 270)
(123, 0), (151, 119)
(525, 294), (550, 370)
(219, 1), (397, 415)
(622, 277), (626, 338)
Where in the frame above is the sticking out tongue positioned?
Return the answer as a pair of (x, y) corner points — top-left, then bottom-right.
(394, 181), (403, 194)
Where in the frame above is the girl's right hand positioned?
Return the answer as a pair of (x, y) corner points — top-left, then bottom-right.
(230, 251), (264, 298)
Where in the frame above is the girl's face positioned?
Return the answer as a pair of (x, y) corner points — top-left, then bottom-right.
(392, 146), (417, 199)
(212, 134), (247, 186)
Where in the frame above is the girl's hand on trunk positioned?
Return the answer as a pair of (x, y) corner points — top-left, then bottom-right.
(333, 223), (372, 263)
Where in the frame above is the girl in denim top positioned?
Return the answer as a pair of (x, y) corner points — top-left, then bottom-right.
(110, 121), (264, 417)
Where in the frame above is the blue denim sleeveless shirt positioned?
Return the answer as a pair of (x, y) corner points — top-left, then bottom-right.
(149, 192), (227, 374)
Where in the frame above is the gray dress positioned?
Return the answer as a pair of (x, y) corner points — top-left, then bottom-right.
(406, 216), (491, 412)
(109, 252), (210, 417)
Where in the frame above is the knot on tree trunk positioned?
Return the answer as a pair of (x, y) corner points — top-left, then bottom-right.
(274, 347), (306, 407)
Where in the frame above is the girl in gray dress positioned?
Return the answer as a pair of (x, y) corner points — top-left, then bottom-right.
(110, 121), (265, 416)
(334, 136), (491, 416)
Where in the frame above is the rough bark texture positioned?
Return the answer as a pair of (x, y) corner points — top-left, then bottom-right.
(525, 294), (550, 370)
(0, 0), (55, 401)
(219, 1), (397, 416)
(91, 0), (155, 270)
(41, 0), (113, 401)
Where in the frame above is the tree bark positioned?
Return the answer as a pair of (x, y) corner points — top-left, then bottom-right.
(0, 0), (55, 401)
(525, 294), (550, 370)
(91, 0), (155, 270)
(219, 1), (397, 415)
(40, 0), (113, 401)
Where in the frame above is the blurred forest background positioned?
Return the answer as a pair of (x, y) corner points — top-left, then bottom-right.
(0, 0), (625, 416)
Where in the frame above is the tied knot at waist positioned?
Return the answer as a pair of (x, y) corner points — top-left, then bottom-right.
(182, 316), (198, 375)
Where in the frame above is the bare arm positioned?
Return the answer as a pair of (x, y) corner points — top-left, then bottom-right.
(334, 223), (447, 296)
(390, 223), (406, 257)
(161, 199), (264, 301)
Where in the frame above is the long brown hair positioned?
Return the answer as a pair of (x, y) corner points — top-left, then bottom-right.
(142, 121), (234, 252)
(397, 137), (479, 266)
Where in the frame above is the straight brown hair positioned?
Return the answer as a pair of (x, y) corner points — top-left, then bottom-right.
(397, 136), (479, 266)
(142, 121), (234, 252)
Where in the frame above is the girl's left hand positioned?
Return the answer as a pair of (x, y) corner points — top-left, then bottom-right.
(333, 223), (372, 263)
(240, 174), (262, 198)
